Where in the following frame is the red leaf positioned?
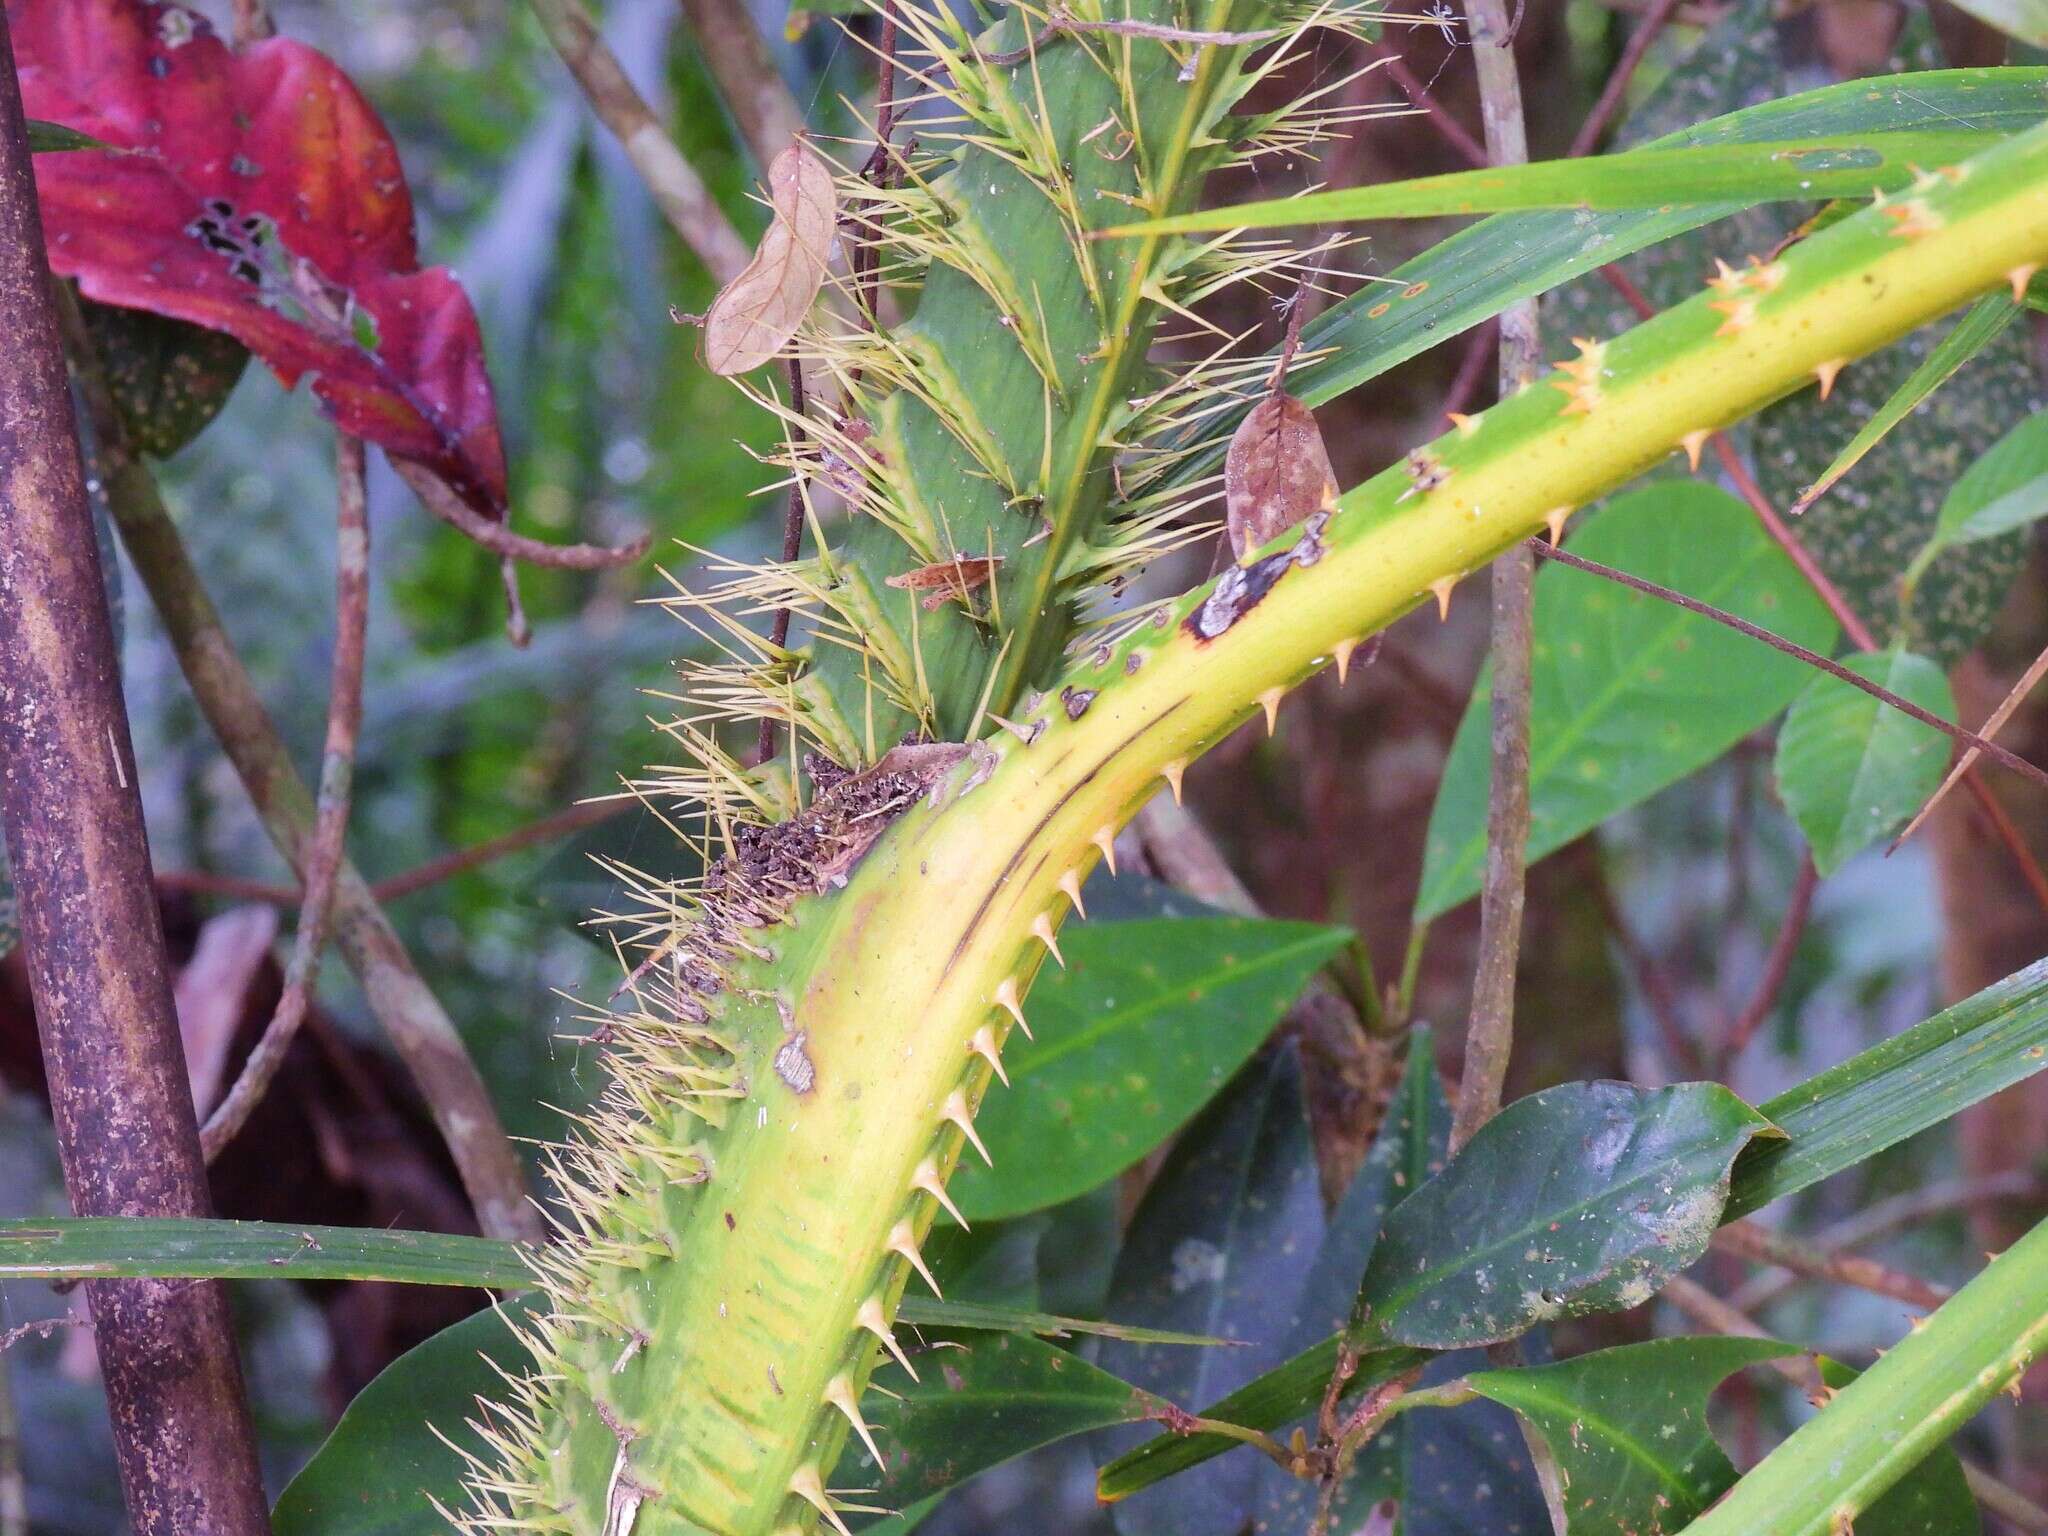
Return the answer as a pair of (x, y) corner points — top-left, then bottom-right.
(11, 0), (507, 513)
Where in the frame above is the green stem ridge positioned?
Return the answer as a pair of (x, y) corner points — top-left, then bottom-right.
(463, 75), (2048, 1536)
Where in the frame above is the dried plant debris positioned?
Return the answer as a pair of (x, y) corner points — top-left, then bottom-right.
(1224, 391), (1338, 561)
(703, 140), (836, 377)
(884, 555), (1005, 610)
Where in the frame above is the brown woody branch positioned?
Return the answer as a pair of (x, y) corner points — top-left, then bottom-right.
(0, 24), (272, 1531)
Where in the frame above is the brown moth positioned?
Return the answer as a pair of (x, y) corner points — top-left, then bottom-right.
(884, 555), (1005, 610)
(1224, 391), (1338, 562)
(703, 140), (836, 376)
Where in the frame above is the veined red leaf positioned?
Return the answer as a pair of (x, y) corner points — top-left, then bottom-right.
(12, 0), (507, 511)
(1224, 392), (1337, 561)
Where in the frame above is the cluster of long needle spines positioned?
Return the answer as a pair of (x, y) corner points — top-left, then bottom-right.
(658, 0), (1390, 793)
(453, 56), (2048, 1536)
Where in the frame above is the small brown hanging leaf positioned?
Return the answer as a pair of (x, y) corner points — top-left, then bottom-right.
(1225, 391), (1338, 562)
(703, 140), (836, 376)
(885, 556), (1004, 610)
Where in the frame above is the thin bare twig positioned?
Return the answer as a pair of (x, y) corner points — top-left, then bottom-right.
(1450, 0), (1539, 1159)
(677, 0), (807, 174)
(57, 288), (542, 1246)
(1440, 317), (1499, 418)
(1711, 1219), (1951, 1311)
(200, 436), (371, 1161)
(394, 460), (650, 572)
(1527, 541), (2048, 798)
(1719, 851), (1817, 1066)
(1366, 43), (1490, 168)
(1894, 638), (2048, 850)
(0, 34), (273, 1528)
(528, 0), (753, 283)
(1568, 0), (1682, 157)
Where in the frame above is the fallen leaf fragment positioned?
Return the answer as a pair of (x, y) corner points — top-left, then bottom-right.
(1224, 391), (1339, 562)
(703, 141), (837, 376)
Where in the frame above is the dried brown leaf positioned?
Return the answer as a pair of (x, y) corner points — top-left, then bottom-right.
(885, 555), (1004, 610)
(703, 140), (836, 376)
(1225, 391), (1337, 562)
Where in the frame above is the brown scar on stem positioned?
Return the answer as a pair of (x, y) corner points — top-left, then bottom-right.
(1182, 510), (1331, 642)
(1062, 685), (1098, 720)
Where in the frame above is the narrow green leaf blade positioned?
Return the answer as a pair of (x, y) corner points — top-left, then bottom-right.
(1358, 1082), (1777, 1348)
(1791, 294), (2018, 516)
(1774, 649), (1955, 875)
(951, 915), (1347, 1221)
(1109, 134), (1994, 237)
(1418, 484), (1838, 920)
(0, 1217), (530, 1288)
(1466, 1337), (1800, 1536)
(846, 1331), (1161, 1520)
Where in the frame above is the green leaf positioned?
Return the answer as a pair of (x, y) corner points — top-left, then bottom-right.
(29, 119), (108, 152)
(79, 299), (251, 459)
(844, 1330), (1161, 1521)
(1727, 954), (2048, 1219)
(1944, 0), (2048, 46)
(1774, 649), (1954, 875)
(0, 1217), (531, 1287)
(1100, 954), (2048, 1498)
(1465, 1337), (1800, 1536)
(1909, 410), (2048, 580)
(1417, 484), (1838, 920)
(1094, 1047), (1325, 1536)
(1358, 1081), (1777, 1348)
(1817, 1360), (1980, 1536)
(1791, 295), (2018, 516)
(1110, 134), (1996, 237)
(951, 915), (1347, 1221)
(273, 1301), (535, 1536)
(1181, 67), (2048, 478)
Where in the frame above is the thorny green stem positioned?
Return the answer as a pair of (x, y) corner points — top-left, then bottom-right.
(1451, 0), (1537, 1160)
(200, 435), (370, 1160)
(56, 289), (542, 1246)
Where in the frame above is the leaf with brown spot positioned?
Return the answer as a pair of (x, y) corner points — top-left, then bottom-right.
(884, 555), (1003, 610)
(702, 141), (836, 377)
(1224, 392), (1337, 562)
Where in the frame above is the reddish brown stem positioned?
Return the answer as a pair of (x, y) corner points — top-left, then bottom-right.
(1568, 0), (1682, 158)
(200, 436), (371, 1160)
(1712, 1219), (1951, 1311)
(395, 459), (650, 571)
(1580, 840), (1703, 1076)
(1720, 852), (1817, 1067)
(0, 20), (271, 1531)
(1367, 43), (1490, 168)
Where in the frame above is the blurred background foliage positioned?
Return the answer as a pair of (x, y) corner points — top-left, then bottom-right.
(3, 0), (2046, 1530)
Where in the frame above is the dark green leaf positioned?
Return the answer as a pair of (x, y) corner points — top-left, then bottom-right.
(1102, 955), (2048, 1497)
(273, 1301), (532, 1536)
(1418, 485), (1838, 920)
(1358, 1082), (1777, 1348)
(1790, 295), (2018, 516)
(1251, 1030), (1449, 1535)
(845, 1330), (1160, 1520)
(1728, 954), (2048, 1219)
(1398, 1350), (1554, 1536)
(29, 118), (108, 152)
(1775, 649), (1955, 875)
(1466, 1337), (1799, 1536)
(1818, 1360), (1981, 1536)
(1094, 1047), (1325, 1536)
(1113, 134), (1996, 237)
(78, 299), (250, 458)
(952, 915), (1347, 1220)
(0, 1217), (530, 1287)
(1910, 410), (2048, 577)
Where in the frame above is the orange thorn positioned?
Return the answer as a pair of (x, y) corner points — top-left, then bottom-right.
(943, 1090), (991, 1166)
(1031, 912), (1065, 968)
(1161, 760), (1186, 804)
(889, 1220), (942, 1295)
(1091, 826), (1119, 876)
(1058, 868), (1087, 917)
(857, 1298), (917, 1378)
(1429, 576), (1456, 620)
(1814, 358), (1846, 400)
(993, 976), (1031, 1039)
(1258, 687), (1284, 736)
(912, 1156), (968, 1228)
(1544, 506), (1572, 544)
(2010, 263), (2040, 302)
(970, 1025), (1008, 1086)
(1680, 429), (1711, 471)
(1333, 637), (1359, 684)
(826, 1374), (884, 1465)
(1445, 410), (1480, 437)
